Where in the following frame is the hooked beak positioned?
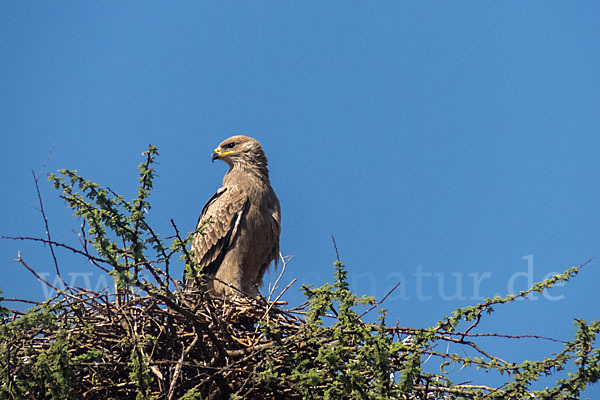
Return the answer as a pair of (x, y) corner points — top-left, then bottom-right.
(211, 146), (235, 163)
(211, 147), (221, 163)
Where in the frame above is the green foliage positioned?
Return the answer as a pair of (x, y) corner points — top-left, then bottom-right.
(0, 302), (75, 399)
(180, 388), (204, 400)
(254, 260), (600, 399)
(1, 145), (599, 399)
(3, 262), (595, 399)
(437, 265), (587, 334)
(0, 289), (8, 319)
(257, 261), (400, 399)
(47, 144), (163, 289)
(128, 340), (154, 400)
(30, 326), (73, 399)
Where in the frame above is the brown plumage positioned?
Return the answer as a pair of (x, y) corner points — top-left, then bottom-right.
(189, 135), (281, 298)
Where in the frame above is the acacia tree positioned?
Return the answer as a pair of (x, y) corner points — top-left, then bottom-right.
(1, 145), (599, 399)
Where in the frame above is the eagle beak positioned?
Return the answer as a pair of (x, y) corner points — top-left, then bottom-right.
(211, 147), (222, 163)
(211, 146), (236, 162)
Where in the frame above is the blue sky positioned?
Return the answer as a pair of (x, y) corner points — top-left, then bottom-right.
(1, 1), (599, 394)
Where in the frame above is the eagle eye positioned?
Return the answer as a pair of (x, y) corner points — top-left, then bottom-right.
(223, 142), (235, 149)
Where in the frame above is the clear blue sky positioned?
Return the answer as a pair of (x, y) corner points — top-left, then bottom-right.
(1, 1), (599, 394)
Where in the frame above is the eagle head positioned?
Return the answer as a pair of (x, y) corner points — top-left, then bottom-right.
(211, 135), (267, 168)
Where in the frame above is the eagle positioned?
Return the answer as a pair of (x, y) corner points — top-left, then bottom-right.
(188, 135), (281, 298)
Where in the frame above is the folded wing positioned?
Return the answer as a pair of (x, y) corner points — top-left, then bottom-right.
(191, 187), (249, 277)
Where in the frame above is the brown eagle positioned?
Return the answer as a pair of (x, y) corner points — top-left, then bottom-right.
(188, 135), (281, 298)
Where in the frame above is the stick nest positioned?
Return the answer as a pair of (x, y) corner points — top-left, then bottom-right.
(3, 284), (309, 400)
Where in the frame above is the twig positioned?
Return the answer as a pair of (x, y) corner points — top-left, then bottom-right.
(2, 297), (42, 305)
(2, 235), (111, 271)
(76, 220), (110, 273)
(331, 234), (341, 261)
(14, 251), (60, 292)
(168, 333), (199, 400)
(32, 170), (70, 291)
(261, 275), (297, 330)
(357, 281), (401, 320)
(386, 326), (567, 343)
(413, 383), (503, 398)
(226, 342), (274, 357)
(267, 252), (293, 302)
(273, 279), (296, 306)
(170, 219), (192, 262)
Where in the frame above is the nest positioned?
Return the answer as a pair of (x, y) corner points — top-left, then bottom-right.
(3, 281), (306, 400)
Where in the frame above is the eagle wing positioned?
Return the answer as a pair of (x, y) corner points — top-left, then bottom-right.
(191, 187), (249, 277)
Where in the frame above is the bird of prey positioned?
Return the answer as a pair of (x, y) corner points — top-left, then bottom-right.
(188, 135), (281, 298)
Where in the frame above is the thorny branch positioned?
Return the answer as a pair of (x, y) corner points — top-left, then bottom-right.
(31, 170), (70, 291)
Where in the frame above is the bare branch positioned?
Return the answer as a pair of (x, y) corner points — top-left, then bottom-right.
(31, 170), (70, 291)
(13, 251), (60, 292)
(2, 235), (111, 271)
(357, 280), (402, 320)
